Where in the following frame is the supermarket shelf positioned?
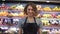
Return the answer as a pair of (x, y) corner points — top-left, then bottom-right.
(0, 10), (60, 13)
(0, 16), (8, 18)
(41, 18), (60, 20)
(0, 25), (18, 30)
(8, 10), (22, 13)
(40, 11), (60, 14)
(0, 10), (22, 13)
(0, 25), (17, 27)
(42, 26), (60, 29)
(12, 16), (23, 19)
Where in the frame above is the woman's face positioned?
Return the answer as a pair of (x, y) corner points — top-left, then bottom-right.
(27, 6), (35, 17)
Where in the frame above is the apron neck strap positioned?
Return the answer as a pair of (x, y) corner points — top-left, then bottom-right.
(24, 17), (28, 23)
(34, 17), (36, 23)
(24, 17), (36, 23)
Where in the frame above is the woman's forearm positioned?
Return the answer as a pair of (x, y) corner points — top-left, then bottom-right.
(39, 30), (42, 34)
(38, 29), (42, 34)
(18, 28), (22, 34)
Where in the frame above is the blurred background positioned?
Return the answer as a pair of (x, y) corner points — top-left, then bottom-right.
(0, 0), (60, 34)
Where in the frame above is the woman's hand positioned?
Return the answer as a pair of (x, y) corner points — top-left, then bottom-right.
(18, 28), (22, 34)
(38, 28), (42, 34)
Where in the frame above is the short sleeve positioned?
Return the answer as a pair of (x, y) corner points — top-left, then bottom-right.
(17, 18), (25, 28)
(36, 18), (43, 29)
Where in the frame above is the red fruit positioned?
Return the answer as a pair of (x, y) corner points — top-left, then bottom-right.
(51, 13), (56, 18)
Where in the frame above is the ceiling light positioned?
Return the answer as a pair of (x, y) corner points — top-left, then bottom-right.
(46, 1), (50, 3)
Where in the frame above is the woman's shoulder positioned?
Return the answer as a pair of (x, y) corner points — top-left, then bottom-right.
(35, 17), (41, 20)
(19, 17), (26, 22)
(35, 17), (41, 23)
(21, 17), (26, 20)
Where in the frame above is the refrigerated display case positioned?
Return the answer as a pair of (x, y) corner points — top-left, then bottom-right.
(0, 1), (60, 34)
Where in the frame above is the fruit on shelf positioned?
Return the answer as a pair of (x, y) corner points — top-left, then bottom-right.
(0, 10), (8, 16)
(43, 6), (51, 11)
(9, 13), (19, 16)
(19, 12), (25, 17)
(13, 13), (19, 16)
(51, 20), (59, 26)
(10, 4), (24, 11)
(2, 11), (8, 16)
(0, 12), (3, 16)
(16, 5), (24, 11)
(51, 13), (56, 18)
(59, 7), (60, 10)
(36, 5), (43, 11)
(10, 5), (16, 10)
(42, 14), (52, 18)
(41, 20), (50, 26)
(53, 6), (59, 11)
(8, 14), (13, 17)
(0, 3), (9, 10)
(56, 15), (60, 18)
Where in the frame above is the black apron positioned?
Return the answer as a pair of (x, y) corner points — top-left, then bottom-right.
(22, 17), (39, 34)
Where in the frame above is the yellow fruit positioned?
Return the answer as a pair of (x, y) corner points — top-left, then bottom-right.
(10, 5), (16, 10)
(11, 5), (16, 8)
(8, 14), (12, 16)
(19, 12), (24, 16)
(13, 13), (19, 16)
(3, 11), (8, 16)
(41, 20), (50, 26)
(0, 12), (3, 16)
(16, 5), (24, 11)
(43, 6), (51, 11)
(59, 7), (60, 11)
(53, 6), (59, 10)
(56, 15), (60, 18)
(43, 14), (52, 18)
(36, 5), (42, 11)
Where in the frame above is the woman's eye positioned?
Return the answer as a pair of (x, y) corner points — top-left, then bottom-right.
(28, 9), (34, 11)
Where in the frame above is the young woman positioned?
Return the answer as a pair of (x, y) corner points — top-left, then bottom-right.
(18, 2), (42, 34)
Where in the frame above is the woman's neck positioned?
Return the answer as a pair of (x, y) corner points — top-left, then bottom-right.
(27, 16), (34, 19)
(27, 16), (35, 23)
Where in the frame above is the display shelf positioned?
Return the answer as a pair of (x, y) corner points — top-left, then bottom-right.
(0, 1), (60, 31)
(0, 16), (23, 18)
(0, 16), (8, 18)
(42, 26), (60, 29)
(1, 10), (60, 13)
(12, 17), (22, 18)
(41, 10), (60, 12)
(8, 10), (22, 13)
(41, 18), (60, 20)
(0, 25), (17, 27)
(40, 11), (60, 13)
(0, 10), (22, 13)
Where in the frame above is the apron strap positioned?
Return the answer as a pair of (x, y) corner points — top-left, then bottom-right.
(34, 17), (36, 23)
(24, 17), (36, 23)
(24, 17), (28, 24)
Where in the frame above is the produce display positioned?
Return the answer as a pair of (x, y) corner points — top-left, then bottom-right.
(41, 20), (50, 26)
(9, 13), (19, 16)
(42, 29), (60, 34)
(53, 6), (59, 11)
(56, 15), (60, 19)
(0, 3), (9, 10)
(43, 6), (52, 11)
(0, 3), (59, 27)
(10, 4), (24, 11)
(42, 14), (52, 18)
(0, 3), (60, 34)
(36, 5), (43, 11)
